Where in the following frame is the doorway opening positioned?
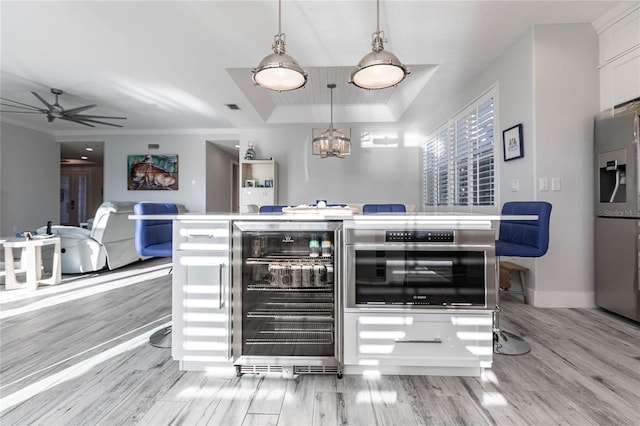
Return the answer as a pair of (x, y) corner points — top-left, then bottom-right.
(59, 142), (104, 226)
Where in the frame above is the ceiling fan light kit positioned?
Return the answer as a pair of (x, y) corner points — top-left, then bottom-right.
(252, 0), (307, 91)
(0, 88), (126, 127)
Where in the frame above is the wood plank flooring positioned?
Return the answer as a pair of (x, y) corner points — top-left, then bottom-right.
(1, 260), (639, 425)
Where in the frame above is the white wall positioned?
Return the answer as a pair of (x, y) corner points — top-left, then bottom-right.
(240, 126), (422, 208)
(0, 122), (59, 235)
(422, 29), (536, 207)
(59, 131), (238, 213)
(532, 24), (599, 307)
(422, 24), (599, 307)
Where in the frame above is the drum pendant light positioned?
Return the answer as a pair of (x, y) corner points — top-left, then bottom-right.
(252, 0), (307, 92)
(350, 0), (409, 90)
(312, 84), (351, 158)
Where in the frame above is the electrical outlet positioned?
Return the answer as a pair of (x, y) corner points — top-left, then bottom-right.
(511, 179), (520, 192)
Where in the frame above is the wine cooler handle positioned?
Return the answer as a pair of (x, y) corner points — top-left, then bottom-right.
(219, 263), (225, 308)
(394, 338), (442, 344)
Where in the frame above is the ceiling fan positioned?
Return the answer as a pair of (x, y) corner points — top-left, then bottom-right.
(0, 88), (126, 127)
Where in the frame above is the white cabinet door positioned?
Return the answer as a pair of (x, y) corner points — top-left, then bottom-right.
(611, 47), (640, 107)
(172, 221), (231, 366)
(598, 5), (640, 110)
(173, 252), (231, 363)
(599, 7), (640, 65)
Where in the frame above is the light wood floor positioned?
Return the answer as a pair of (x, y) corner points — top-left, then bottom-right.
(1, 260), (639, 426)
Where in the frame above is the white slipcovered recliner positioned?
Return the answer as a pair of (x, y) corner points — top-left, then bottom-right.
(37, 201), (153, 274)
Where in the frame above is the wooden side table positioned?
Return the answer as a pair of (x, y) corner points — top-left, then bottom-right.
(3, 236), (61, 290)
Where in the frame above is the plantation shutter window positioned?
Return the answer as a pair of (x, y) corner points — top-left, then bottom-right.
(423, 90), (496, 208)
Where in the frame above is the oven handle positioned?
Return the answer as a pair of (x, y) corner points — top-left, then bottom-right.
(345, 243), (489, 250)
(394, 338), (442, 344)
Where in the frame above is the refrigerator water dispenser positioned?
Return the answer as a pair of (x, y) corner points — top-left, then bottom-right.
(599, 149), (627, 203)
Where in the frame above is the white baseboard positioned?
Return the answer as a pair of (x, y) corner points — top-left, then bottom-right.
(529, 289), (596, 308)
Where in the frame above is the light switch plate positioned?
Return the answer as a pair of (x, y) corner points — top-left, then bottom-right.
(551, 177), (561, 191)
(539, 177), (549, 191)
(511, 179), (520, 192)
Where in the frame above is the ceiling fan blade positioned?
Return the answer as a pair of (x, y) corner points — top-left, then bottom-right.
(1, 102), (46, 112)
(0, 97), (45, 111)
(60, 116), (95, 127)
(0, 110), (47, 114)
(75, 117), (124, 128)
(31, 91), (54, 110)
(63, 104), (96, 115)
(73, 114), (127, 120)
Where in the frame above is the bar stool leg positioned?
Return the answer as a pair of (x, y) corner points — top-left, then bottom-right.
(494, 258), (531, 355)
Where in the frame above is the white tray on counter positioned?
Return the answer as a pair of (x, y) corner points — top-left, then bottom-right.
(282, 206), (359, 216)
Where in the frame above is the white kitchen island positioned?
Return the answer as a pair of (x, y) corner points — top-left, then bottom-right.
(129, 212), (525, 377)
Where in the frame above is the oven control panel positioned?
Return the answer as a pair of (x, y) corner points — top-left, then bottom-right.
(385, 230), (454, 243)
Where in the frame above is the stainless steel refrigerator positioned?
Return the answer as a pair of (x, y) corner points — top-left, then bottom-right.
(594, 106), (639, 322)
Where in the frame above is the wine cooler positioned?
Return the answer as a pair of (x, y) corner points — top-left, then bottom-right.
(232, 221), (343, 377)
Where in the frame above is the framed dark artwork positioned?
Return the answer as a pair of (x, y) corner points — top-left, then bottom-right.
(128, 154), (179, 190)
(503, 124), (524, 161)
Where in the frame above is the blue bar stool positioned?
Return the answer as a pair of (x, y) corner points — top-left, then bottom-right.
(134, 202), (178, 348)
(494, 201), (552, 355)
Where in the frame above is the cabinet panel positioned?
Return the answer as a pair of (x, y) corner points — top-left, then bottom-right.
(240, 187), (275, 206)
(173, 220), (231, 367)
(174, 251), (231, 362)
(176, 222), (230, 250)
(600, 7), (640, 65)
(344, 311), (492, 368)
(612, 47), (640, 107)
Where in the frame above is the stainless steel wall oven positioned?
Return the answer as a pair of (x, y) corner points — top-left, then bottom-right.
(345, 226), (496, 309)
(232, 221), (343, 377)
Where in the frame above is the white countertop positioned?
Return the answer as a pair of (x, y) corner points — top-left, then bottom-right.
(129, 212), (537, 223)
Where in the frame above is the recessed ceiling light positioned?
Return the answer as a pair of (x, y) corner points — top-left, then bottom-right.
(85, 147), (94, 152)
(81, 156), (88, 160)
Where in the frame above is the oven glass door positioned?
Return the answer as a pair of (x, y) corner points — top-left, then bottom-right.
(352, 248), (486, 306)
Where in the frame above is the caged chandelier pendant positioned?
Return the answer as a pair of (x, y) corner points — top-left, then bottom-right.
(312, 84), (351, 158)
(252, 0), (307, 91)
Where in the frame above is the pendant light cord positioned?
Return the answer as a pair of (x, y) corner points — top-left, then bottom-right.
(278, 0), (282, 34)
(330, 87), (334, 130)
(376, 0), (380, 33)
